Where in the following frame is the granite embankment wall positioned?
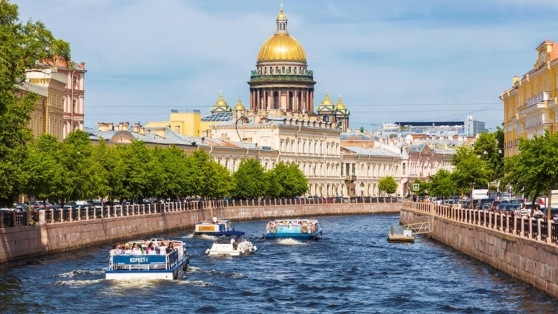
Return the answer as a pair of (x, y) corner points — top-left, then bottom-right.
(401, 202), (558, 299)
(0, 202), (399, 264)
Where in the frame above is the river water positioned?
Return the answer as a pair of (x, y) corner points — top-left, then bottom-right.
(0, 214), (556, 313)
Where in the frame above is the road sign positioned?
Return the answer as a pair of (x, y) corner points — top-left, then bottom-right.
(412, 183), (419, 191)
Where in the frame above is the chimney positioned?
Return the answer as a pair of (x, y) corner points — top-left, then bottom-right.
(133, 123), (140, 133)
(155, 128), (166, 138)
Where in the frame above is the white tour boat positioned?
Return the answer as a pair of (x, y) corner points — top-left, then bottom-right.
(106, 238), (190, 280)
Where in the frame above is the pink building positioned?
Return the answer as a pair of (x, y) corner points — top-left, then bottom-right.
(50, 57), (87, 138)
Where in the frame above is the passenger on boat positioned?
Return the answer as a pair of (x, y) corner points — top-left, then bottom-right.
(168, 242), (175, 252)
(159, 241), (168, 255)
(124, 243), (132, 254)
(116, 244), (125, 255)
(146, 242), (155, 254)
(109, 245), (119, 256)
(131, 244), (143, 255)
(231, 236), (238, 250)
(212, 217), (218, 223)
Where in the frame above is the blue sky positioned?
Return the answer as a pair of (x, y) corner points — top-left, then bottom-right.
(15, 0), (558, 132)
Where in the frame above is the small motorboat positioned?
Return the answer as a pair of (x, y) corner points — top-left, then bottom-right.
(193, 217), (244, 237)
(263, 219), (322, 240)
(205, 233), (257, 257)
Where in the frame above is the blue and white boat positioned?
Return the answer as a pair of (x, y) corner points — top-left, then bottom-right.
(193, 217), (244, 237)
(263, 219), (323, 240)
(106, 239), (189, 280)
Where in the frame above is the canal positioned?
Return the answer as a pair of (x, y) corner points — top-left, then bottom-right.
(0, 214), (556, 313)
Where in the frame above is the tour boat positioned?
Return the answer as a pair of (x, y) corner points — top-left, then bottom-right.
(105, 239), (190, 280)
(205, 233), (257, 257)
(193, 217), (244, 237)
(263, 219), (322, 240)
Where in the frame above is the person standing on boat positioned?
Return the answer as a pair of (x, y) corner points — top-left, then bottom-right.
(158, 241), (168, 255)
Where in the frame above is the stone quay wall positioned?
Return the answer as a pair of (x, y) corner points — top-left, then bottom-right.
(0, 202), (399, 264)
(401, 201), (558, 299)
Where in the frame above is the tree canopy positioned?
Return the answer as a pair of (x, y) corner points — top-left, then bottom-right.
(0, 1), (70, 206)
(378, 176), (397, 195)
(504, 130), (558, 218)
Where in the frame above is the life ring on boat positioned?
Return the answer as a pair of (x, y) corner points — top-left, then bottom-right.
(301, 226), (308, 233)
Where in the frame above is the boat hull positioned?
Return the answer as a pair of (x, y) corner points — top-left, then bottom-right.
(105, 257), (189, 280)
(206, 241), (257, 257)
(263, 232), (321, 240)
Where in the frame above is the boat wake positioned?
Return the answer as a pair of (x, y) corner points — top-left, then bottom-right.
(54, 279), (104, 287)
(277, 238), (306, 245)
(198, 234), (217, 240)
(178, 280), (215, 287)
(57, 269), (104, 278)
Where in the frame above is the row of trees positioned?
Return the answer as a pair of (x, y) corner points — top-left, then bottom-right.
(13, 130), (309, 207)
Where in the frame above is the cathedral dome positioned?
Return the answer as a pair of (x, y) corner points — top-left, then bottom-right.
(257, 6), (306, 62)
(214, 92), (228, 107)
(234, 97), (245, 111)
(257, 35), (306, 62)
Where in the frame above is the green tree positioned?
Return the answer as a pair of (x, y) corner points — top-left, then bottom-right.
(22, 134), (62, 205)
(232, 158), (267, 198)
(504, 130), (558, 218)
(0, 1), (70, 206)
(271, 161), (308, 197)
(91, 139), (117, 205)
(378, 176), (397, 196)
(411, 178), (429, 197)
(194, 150), (234, 199)
(451, 147), (491, 197)
(57, 130), (98, 204)
(429, 169), (456, 199)
(473, 127), (504, 182)
(117, 141), (152, 202)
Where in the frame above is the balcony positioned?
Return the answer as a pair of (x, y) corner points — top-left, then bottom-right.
(344, 175), (356, 183)
(526, 91), (551, 108)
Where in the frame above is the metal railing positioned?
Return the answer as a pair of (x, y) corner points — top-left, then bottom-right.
(403, 201), (558, 244)
(1, 197), (403, 228)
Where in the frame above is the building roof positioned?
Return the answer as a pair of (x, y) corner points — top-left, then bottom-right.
(394, 121), (465, 127)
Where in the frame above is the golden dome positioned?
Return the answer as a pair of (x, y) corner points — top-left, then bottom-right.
(257, 34), (306, 62)
(215, 91), (227, 107)
(234, 97), (245, 111)
(320, 92), (333, 106)
(257, 5), (306, 62)
(277, 7), (287, 20)
(336, 95), (346, 110)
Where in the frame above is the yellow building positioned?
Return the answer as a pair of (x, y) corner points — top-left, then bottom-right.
(501, 40), (558, 157)
(21, 66), (67, 140)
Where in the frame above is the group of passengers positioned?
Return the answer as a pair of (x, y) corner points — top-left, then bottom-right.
(109, 241), (176, 256)
(267, 220), (317, 233)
